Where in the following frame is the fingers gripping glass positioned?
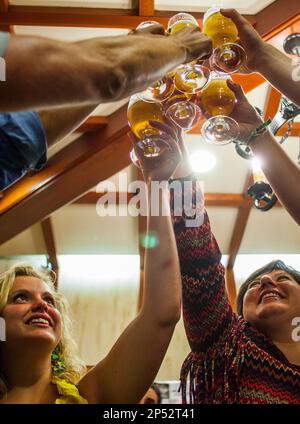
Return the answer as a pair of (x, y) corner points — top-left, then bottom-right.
(201, 73), (239, 144)
(127, 95), (171, 159)
(168, 13), (210, 94)
(203, 8), (246, 74)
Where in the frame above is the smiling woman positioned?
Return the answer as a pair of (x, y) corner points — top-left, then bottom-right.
(0, 124), (183, 404)
(172, 176), (300, 403)
(0, 264), (87, 403)
(237, 260), (300, 317)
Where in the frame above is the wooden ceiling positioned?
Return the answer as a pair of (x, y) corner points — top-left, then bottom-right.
(0, 0), (299, 307)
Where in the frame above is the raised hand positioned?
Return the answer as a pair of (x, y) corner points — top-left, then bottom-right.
(226, 80), (264, 140)
(170, 27), (213, 63)
(220, 8), (265, 72)
(131, 120), (183, 182)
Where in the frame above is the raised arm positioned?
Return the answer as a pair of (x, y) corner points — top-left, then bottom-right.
(221, 9), (300, 107)
(38, 104), (98, 147)
(0, 27), (212, 111)
(228, 80), (300, 226)
(170, 182), (233, 355)
(77, 125), (182, 404)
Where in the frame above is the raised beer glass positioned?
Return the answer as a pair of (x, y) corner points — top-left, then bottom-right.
(168, 13), (210, 93)
(135, 21), (175, 103)
(164, 89), (202, 131)
(127, 95), (167, 158)
(201, 72), (239, 144)
(203, 7), (246, 74)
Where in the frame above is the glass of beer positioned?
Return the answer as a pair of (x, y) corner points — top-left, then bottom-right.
(127, 95), (168, 158)
(138, 76), (175, 103)
(167, 12), (199, 34)
(168, 13), (210, 93)
(135, 21), (175, 103)
(173, 63), (210, 94)
(201, 72), (239, 144)
(203, 7), (246, 74)
(129, 148), (140, 168)
(164, 89), (202, 131)
(136, 20), (162, 31)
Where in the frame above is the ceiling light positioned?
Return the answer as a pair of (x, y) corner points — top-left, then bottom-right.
(189, 150), (216, 173)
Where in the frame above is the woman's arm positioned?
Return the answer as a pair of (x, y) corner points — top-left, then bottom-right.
(228, 80), (300, 226)
(170, 178), (233, 354)
(78, 127), (182, 404)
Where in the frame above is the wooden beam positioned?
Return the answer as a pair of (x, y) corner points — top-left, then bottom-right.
(205, 193), (245, 208)
(0, 0), (14, 32)
(277, 122), (300, 137)
(74, 191), (136, 205)
(76, 116), (109, 133)
(74, 191), (248, 208)
(231, 73), (266, 93)
(40, 217), (59, 289)
(254, 0), (300, 39)
(0, 6), (255, 29)
(0, 105), (131, 244)
(139, 0), (154, 17)
(264, 85), (282, 120)
(0, 0), (9, 13)
(227, 169), (254, 270)
(225, 267), (237, 313)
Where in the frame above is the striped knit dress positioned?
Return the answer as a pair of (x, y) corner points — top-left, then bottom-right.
(171, 177), (300, 404)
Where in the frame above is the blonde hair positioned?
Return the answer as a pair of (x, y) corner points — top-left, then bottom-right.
(0, 263), (86, 399)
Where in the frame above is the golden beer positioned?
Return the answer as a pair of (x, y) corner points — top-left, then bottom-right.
(168, 13), (198, 34)
(169, 20), (198, 34)
(201, 79), (236, 117)
(203, 11), (238, 48)
(141, 76), (174, 102)
(173, 64), (210, 94)
(163, 89), (192, 113)
(127, 97), (165, 140)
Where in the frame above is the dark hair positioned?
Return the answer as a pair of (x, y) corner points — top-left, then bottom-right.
(237, 260), (300, 316)
(151, 383), (162, 404)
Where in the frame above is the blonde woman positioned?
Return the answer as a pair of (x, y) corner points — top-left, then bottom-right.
(0, 127), (183, 404)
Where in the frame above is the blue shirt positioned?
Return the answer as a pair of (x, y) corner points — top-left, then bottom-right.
(0, 32), (10, 57)
(0, 112), (47, 191)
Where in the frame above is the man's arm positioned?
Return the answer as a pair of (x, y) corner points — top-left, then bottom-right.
(221, 9), (300, 107)
(38, 104), (98, 148)
(0, 28), (212, 111)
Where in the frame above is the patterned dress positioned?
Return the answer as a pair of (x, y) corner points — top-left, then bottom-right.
(171, 177), (300, 404)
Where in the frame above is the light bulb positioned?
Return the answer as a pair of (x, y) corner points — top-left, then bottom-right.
(189, 150), (216, 173)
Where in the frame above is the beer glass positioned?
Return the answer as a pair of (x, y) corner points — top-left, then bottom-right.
(136, 20), (161, 31)
(130, 148), (140, 168)
(135, 21), (175, 103)
(168, 13), (210, 93)
(164, 89), (202, 131)
(203, 7), (246, 74)
(138, 76), (175, 103)
(127, 95), (167, 157)
(201, 72), (239, 144)
(167, 12), (198, 34)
